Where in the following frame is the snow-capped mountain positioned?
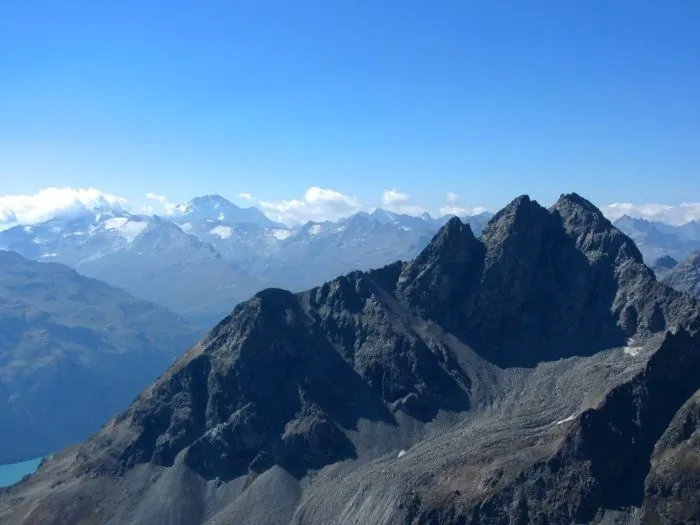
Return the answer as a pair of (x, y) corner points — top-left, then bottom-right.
(172, 194), (281, 228)
(235, 209), (493, 290)
(0, 196), (494, 325)
(0, 210), (265, 327)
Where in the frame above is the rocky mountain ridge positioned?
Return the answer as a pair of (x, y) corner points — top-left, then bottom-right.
(1, 193), (699, 525)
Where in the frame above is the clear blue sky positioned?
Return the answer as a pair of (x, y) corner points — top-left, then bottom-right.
(1, 0), (698, 211)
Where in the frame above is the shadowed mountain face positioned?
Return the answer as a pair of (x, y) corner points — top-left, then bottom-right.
(650, 255), (679, 278)
(0, 251), (200, 464)
(2, 193), (699, 525)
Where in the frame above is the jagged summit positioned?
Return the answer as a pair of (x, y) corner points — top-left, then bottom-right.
(3, 192), (700, 525)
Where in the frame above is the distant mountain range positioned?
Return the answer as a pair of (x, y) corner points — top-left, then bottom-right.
(0, 195), (492, 326)
(0, 251), (199, 464)
(613, 214), (700, 263)
(661, 250), (700, 300)
(3, 193), (700, 525)
(2, 193), (698, 329)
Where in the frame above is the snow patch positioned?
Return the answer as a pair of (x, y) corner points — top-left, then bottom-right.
(623, 338), (642, 357)
(40, 252), (58, 258)
(397, 449), (406, 458)
(179, 222), (193, 233)
(555, 414), (576, 425)
(309, 224), (323, 235)
(272, 229), (292, 240)
(23, 226), (33, 233)
(217, 212), (225, 220)
(210, 225), (233, 239)
(104, 217), (148, 242)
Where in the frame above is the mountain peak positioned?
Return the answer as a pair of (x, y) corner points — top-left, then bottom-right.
(653, 254), (680, 270)
(552, 192), (608, 223)
(551, 192), (645, 264)
(480, 194), (548, 244)
(417, 216), (478, 259)
(174, 195), (278, 227)
(189, 194), (234, 208)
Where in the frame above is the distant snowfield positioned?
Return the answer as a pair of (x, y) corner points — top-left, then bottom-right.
(555, 414), (576, 425)
(104, 217), (148, 242)
(210, 225), (233, 239)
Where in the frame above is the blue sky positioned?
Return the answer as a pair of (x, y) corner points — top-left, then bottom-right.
(1, 0), (699, 218)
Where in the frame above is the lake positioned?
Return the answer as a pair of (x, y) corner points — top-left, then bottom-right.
(0, 457), (43, 488)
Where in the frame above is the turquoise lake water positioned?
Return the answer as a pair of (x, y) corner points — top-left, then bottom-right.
(0, 457), (42, 488)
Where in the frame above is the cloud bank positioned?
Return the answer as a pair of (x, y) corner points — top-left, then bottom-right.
(250, 187), (364, 225)
(601, 202), (700, 226)
(0, 188), (128, 230)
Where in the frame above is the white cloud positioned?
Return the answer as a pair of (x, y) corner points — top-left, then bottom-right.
(601, 202), (700, 225)
(439, 205), (488, 217)
(255, 186), (364, 225)
(238, 192), (254, 201)
(0, 188), (128, 230)
(381, 189), (410, 207)
(377, 188), (429, 216)
(438, 191), (487, 218)
(145, 192), (177, 216)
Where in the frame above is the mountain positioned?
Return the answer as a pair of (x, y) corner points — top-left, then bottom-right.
(613, 214), (700, 262)
(662, 250), (700, 299)
(173, 195), (281, 228)
(244, 210), (492, 291)
(0, 212), (265, 327)
(649, 255), (679, 278)
(0, 199), (491, 324)
(0, 251), (199, 465)
(167, 204), (492, 293)
(3, 193), (699, 525)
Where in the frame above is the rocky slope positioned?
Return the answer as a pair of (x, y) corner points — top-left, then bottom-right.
(1, 193), (699, 525)
(0, 251), (199, 464)
(662, 250), (700, 300)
